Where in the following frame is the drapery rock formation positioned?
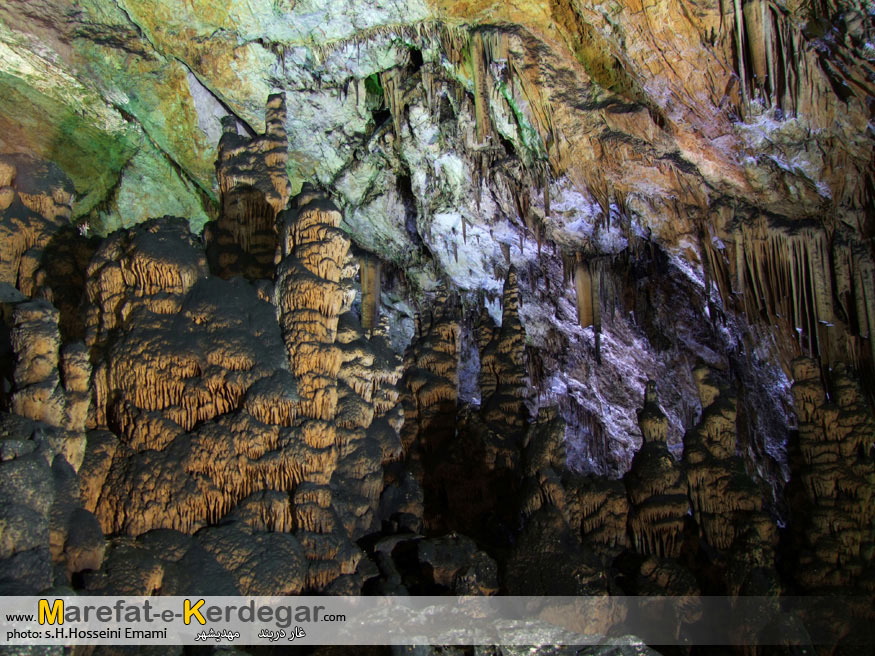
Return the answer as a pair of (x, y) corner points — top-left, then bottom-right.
(332, 313), (405, 540)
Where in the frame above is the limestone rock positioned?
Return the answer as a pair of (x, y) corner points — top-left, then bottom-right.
(399, 290), (460, 455)
(0, 155), (74, 298)
(505, 505), (606, 596)
(0, 451), (53, 593)
(625, 384), (689, 559)
(787, 357), (875, 593)
(416, 533), (498, 595)
(83, 530), (237, 596)
(206, 94), (290, 280)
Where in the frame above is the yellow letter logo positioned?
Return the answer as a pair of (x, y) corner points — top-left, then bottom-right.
(39, 599), (63, 625)
(184, 599), (205, 625)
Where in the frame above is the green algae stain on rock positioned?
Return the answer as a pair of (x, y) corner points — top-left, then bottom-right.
(94, 140), (214, 235)
(0, 70), (138, 220)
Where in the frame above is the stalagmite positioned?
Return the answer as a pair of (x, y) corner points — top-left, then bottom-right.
(472, 31), (490, 144)
(479, 267), (529, 430)
(624, 382), (689, 559)
(564, 476), (629, 557)
(682, 367), (779, 593)
(330, 312), (403, 539)
(206, 95), (290, 280)
(637, 380), (668, 443)
(574, 255), (594, 329)
(274, 187), (376, 589)
(788, 358), (875, 593)
(0, 155), (74, 289)
(399, 291), (460, 455)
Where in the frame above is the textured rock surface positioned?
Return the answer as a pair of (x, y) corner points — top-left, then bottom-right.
(625, 385), (690, 560)
(0, 0), (874, 647)
(206, 94), (290, 280)
(787, 358), (875, 593)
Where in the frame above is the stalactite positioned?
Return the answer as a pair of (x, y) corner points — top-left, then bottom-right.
(471, 31), (490, 144)
(380, 70), (404, 142)
(574, 255), (594, 329)
(359, 254), (381, 335)
(710, 217), (874, 377)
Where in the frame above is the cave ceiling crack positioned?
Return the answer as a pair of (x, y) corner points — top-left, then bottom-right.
(109, 0), (260, 140)
(111, 102), (218, 215)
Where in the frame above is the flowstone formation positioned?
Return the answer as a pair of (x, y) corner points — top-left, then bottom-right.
(206, 94), (291, 280)
(625, 383), (689, 560)
(1, 0), (875, 637)
(787, 358), (875, 594)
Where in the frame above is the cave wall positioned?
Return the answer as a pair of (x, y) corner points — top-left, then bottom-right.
(0, 0), (873, 646)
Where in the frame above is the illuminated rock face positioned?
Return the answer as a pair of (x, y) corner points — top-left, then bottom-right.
(399, 290), (460, 456)
(0, 28), (873, 636)
(206, 94), (291, 281)
(625, 383), (689, 560)
(332, 313), (404, 540)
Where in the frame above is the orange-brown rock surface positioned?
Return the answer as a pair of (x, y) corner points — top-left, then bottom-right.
(205, 94), (291, 280)
(625, 382), (689, 559)
(682, 367), (779, 595)
(787, 357), (875, 593)
(0, 1), (872, 629)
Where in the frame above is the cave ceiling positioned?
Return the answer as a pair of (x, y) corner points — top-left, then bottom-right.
(0, 0), (873, 629)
